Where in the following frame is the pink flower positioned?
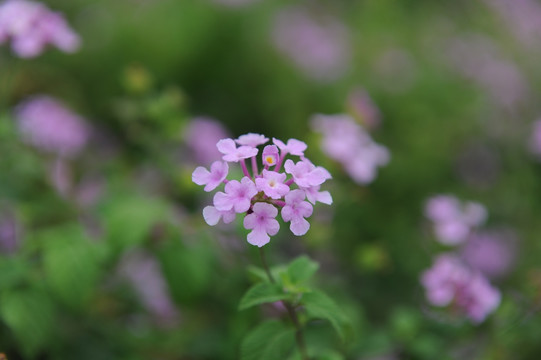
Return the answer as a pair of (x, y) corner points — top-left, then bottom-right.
(192, 161), (229, 192)
(217, 138), (258, 162)
(243, 203), (280, 247)
(192, 133), (332, 247)
(311, 114), (389, 184)
(272, 138), (307, 157)
(0, 0), (80, 58)
(16, 95), (89, 157)
(284, 159), (331, 188)
(262, 145), (279, 167)
(213, 177), (257, 213)
(255, 170), (289, 199)
(281, 190), (313, 236)
(202, 206), (236, 226)
(461, 230), (516, 278)
(235, 133), (269, 148)
(424, 195), (487, 245)
(421, 254), (500, 323)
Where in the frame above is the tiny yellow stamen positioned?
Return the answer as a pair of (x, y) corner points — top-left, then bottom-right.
(266, 156), (275, 165)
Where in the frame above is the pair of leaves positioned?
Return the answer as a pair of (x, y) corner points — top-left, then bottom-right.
(241, 256), (319, 310)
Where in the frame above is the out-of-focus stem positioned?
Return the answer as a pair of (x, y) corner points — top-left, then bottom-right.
(258, 248), (309, 360)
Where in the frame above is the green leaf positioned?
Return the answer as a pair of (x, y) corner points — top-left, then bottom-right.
(239, 283), (291, 310)
(287, 256), (319, 284)
(42, 225), (102, 308)
(102, 195), (168, 250)
(302, 290), (349, 341)
(241, 320), (295, 360)
(0, 289), (56, 357)
(0, 257), (28, 290)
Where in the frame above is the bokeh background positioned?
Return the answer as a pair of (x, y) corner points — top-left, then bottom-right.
(1, 0), (541, 359)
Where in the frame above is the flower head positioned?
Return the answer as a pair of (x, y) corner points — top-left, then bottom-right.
(193, 133), (331, 247)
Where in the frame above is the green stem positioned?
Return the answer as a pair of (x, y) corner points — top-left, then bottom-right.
(258, 248), (309, 360)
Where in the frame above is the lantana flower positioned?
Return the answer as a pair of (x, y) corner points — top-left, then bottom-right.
(192, 133), (332, 247)
(0, 0), (80, 58)
(421, 254), (501, 323)
(424, 195), (487, 245)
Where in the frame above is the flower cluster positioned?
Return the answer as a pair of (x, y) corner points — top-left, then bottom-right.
(0, 0), (80, 58)
(424, 195), (487, 245)
(192, 134), (332, 247)
(421, 254), (501, 324)
(311, 114), (390, 184)
(16, 96), (89, 158)
(421, 195), (505, 323)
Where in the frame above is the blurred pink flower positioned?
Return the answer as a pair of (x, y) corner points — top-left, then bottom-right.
(424, 195), (487, 245)
(0, 0), (80, 58)
(444, 34), (528, 110)
(119, 250), (180, 327)
(461, 230), (516, 279)
(421, 254), (500, 324)
(184, 117), (230, 166)
(484, 0), (541, 48)
(311, 114), (390, 184)
(271, 7), (351, 82)
(16, 95), (89, 158)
